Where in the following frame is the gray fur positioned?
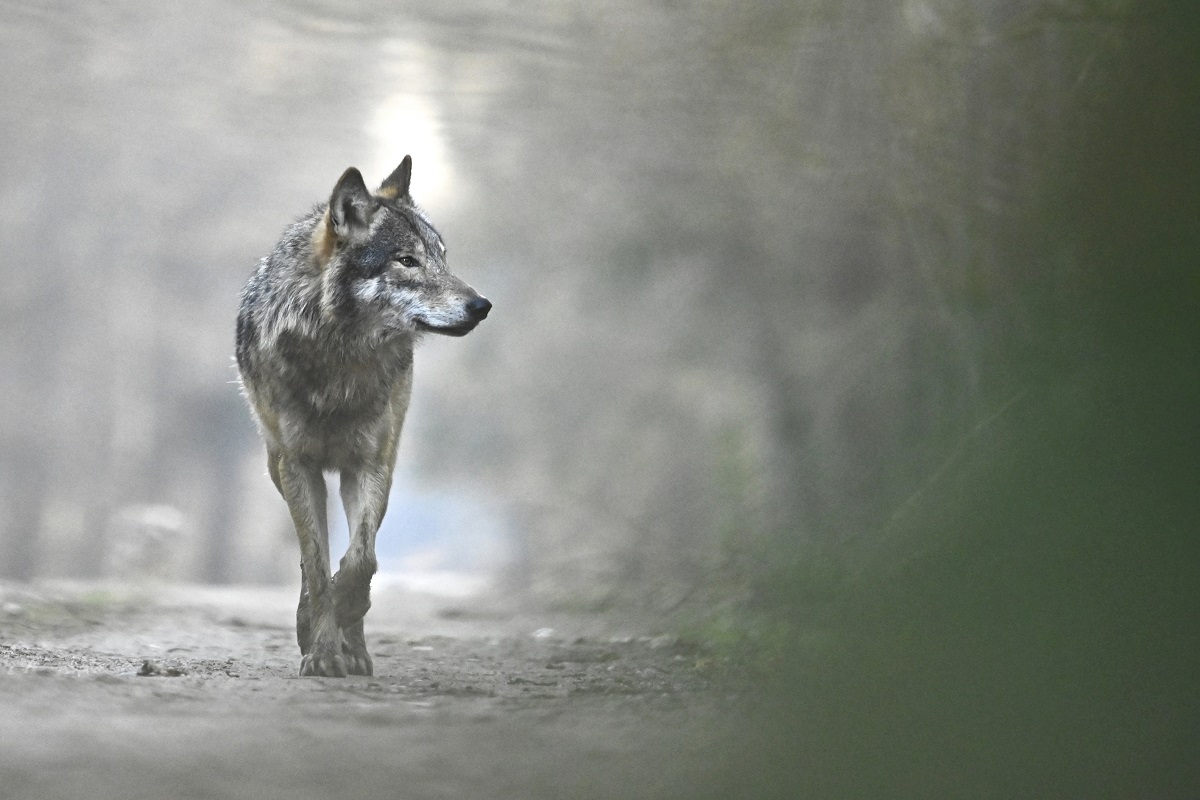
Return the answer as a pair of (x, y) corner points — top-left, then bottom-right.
(235, 156), (490, 677)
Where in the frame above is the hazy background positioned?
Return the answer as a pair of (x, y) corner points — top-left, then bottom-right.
(1, 1), (1197, 794)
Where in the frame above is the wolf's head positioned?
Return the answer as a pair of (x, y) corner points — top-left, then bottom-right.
(314, 156), (491, 338)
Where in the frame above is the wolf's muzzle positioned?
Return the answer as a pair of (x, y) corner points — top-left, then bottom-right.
(417, 296), (492, 337)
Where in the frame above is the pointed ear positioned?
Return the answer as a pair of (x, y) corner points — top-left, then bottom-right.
(329, 167), (373, 243)
(376, 155), (413, 203)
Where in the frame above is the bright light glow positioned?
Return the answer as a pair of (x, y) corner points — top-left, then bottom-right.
(365, 40), (457, 211)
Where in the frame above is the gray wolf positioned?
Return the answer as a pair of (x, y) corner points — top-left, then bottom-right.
(235, 156), (491, 676)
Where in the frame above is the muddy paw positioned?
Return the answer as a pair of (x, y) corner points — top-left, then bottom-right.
(300, 649), (348, 678)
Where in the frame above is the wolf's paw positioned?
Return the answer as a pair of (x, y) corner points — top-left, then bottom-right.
(300, 648), (348, 678)
(344, 647), (373, 677)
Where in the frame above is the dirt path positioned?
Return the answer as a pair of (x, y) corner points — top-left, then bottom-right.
(0, 582), (734, 800)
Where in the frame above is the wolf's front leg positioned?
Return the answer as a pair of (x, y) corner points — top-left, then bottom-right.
(340, 619), (372, 676)
(332, 560), (374, 675)
(333, 568), (374, 675)
(279, 456), (346, 677)
(334, 465), (388, 676)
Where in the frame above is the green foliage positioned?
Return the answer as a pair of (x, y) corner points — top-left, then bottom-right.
(713, 5), (1200, 795)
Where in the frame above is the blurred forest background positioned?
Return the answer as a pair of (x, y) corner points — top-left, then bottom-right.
(1, 0), (1197, 793)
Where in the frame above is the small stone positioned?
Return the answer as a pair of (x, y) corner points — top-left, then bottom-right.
(138, 659), (186, 677)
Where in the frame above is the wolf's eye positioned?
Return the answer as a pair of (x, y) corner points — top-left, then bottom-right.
(393, 255), (419, 268)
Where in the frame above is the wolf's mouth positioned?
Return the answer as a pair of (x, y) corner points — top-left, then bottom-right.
(416, 320), (479, 337)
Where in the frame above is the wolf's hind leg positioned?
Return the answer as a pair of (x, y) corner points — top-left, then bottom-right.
(296, 578), (313, 654)
(267, 446), (284, 496)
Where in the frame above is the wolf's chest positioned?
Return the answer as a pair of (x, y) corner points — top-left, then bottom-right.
(284, 357), (398, 416)
(271, 332), (408, 418)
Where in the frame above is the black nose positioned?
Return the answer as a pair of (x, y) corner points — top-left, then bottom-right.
(466, 297), (492, 321)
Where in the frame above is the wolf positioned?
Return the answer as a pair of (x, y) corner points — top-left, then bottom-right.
(235, 156), (491, 677)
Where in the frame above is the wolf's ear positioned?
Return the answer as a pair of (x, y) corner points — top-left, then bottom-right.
(329, 167), (373, 243)
(376, 155), (413, 203)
